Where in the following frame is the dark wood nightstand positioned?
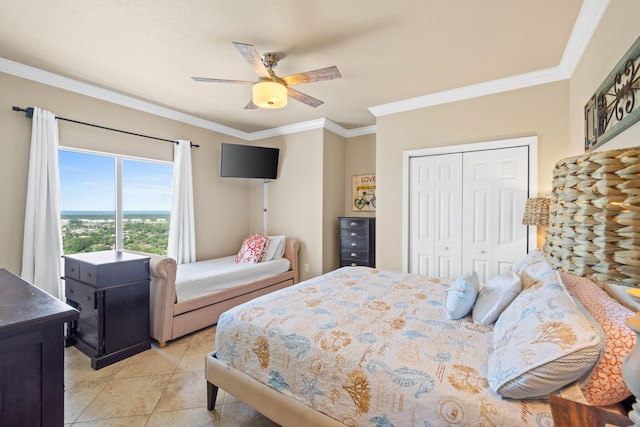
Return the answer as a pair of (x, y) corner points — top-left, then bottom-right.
(550, 394), (632, 427)
(64, 250), (151, 369)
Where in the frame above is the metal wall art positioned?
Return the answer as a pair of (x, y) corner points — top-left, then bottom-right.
(585, 36), (640, 151)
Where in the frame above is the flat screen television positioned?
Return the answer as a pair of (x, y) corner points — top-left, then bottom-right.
(220, 143), (280, 179)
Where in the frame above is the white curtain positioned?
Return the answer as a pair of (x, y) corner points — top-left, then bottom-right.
(21, 107), (64, 299)
(168, 140), (196, 264)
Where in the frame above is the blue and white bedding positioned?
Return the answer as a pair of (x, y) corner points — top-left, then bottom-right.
(216, 267), (552, 426)
(175, 256), (290, 302)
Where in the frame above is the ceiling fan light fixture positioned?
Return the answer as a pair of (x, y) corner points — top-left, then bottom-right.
(252, 81), (287, 109)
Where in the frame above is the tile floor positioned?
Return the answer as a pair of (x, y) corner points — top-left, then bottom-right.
(64, 325), (280, 426)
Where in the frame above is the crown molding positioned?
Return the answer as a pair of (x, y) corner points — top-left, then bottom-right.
(345, 125), (376, 138)
(368, 67), (568, 117)
(1, 0), (606, 139)
(0, 57), (251, 140)
(1, 57), (376, 141)
(369, 0), (608, 118)
(247, 118), (327, 140)
(558, 0), (610, 76)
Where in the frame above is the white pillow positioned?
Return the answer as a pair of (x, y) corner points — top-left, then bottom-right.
(602, 282), (640, 312)
(263, 235), (286, 262)
(487, 271), (604, 399)
(472, 269), (522, 325)
(516, 249), (553, 289)
(443, 271), (479, 320)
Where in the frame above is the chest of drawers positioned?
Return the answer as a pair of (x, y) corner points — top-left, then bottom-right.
(64, 250), (151, 369)
(0, 269), (78, 426)
(339, 217), (376, 267)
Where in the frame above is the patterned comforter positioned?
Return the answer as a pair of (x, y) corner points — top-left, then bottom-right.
(216, 267), (552, 426)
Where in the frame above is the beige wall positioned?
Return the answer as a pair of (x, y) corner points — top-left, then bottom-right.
(248, 129), (325, 281)
(0, 72), (251, 274)
(1, 70), (352, 282)
(375, 0), (640, 272)
(247, 128), (349, 279)
(322, 129), (345, 273)
(4, 1), (637, 281)
(568, 0), (640, 154)
(375, 81), (570, 271)
(344, 133), (376, 215)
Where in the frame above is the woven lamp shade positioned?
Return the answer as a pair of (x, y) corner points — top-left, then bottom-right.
(544, 145), (640, 287)
(522, 198), (550, 226)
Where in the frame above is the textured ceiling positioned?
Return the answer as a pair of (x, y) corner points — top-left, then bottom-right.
(0, 0), (583, 133)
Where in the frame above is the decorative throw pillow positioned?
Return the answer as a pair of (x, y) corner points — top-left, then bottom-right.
(516, 249), (554, 289)
(235, 235), (268, 264)
(602, 282), (640, 312)
(472, 269), (522, 325)
(488, 271), (604, 399)
(262, 235), (286, 262)
(443, 271), (479, 320)
(561, 272), (636, 406)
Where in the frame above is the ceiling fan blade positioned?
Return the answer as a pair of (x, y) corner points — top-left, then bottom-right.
(281, 66), (341, 86)
(244, 99), (258, 110)
(287, 87), (324, 108)
(233, 42), (271, 79)
(191, 77), (255, 84)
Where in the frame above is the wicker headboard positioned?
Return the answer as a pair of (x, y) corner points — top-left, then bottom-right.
(545, 146), (640, 287)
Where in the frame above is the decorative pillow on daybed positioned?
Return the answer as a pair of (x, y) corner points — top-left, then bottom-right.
(262, 235), (286, 262)
(234, 235), (269, 263)
(472, 269), (522, 325)
(488, 269), (604, 399)
(443, 271), (479, 320)
(560, 271), (636, 406)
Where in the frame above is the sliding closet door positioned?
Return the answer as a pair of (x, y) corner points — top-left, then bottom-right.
(409, 153), (462, 278)
(462, 147), (528, 282)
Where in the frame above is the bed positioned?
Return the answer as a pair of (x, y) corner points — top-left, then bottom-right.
(205, 146), (640, 426)
(126, 237), (299, 347)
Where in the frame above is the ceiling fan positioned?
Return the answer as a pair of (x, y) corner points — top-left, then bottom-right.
(192, 42), (341, 109)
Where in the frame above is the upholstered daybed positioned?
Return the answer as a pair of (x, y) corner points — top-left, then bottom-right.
(129, 238), (299, 347)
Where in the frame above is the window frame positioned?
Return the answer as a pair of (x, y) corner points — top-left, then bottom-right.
(58, 146), (173, 252)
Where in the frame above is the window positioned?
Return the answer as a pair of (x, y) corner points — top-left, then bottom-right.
(59, 149), (173, 255)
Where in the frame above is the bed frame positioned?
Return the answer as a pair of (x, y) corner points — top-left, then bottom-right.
(206, 353), (344, 427)
(126, 239), (299, 347)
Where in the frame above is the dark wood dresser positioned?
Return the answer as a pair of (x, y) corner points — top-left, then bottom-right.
(339, 217), (376, 267)
(63, 250), (151, 369)
(0, 268), (78, 427)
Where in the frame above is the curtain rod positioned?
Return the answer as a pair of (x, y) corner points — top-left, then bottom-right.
(11, 106), (199, 148)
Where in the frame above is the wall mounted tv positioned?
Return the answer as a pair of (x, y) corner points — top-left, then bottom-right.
(220, 143), (280, 179)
